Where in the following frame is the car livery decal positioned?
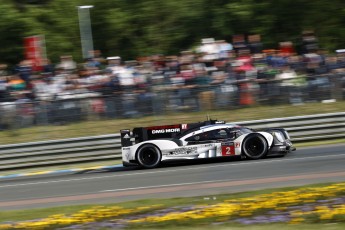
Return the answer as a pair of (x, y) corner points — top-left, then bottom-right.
(163, 144), (214, 157)
(169, 146), (198, 156)
(221, 142), (235, 156)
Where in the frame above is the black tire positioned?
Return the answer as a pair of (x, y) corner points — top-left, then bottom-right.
(136, 144), (162, 169)
(242, 134), (268, 160)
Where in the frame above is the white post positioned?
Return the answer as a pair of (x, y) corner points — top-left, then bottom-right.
(77, 5), (94, 59)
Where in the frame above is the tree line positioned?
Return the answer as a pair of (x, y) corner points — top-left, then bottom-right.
(1, 0), (345, 65)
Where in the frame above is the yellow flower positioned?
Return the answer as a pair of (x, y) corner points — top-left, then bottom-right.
(289, 217), (305, 224)
(319, 213), (334, 220)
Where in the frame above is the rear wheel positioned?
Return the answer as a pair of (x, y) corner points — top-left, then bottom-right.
(242, 134), (268, 159)
(136, 144), (162, 168)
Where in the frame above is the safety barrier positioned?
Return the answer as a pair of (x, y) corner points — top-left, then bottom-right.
(0, 112), (344, 171)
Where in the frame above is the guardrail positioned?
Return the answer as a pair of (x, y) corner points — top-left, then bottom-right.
(0, 112), (344, 171)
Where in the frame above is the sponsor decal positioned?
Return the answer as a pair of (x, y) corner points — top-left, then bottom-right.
(147, 125), (180, 130)
(168, 146), (198, 155)
(125, 152), (131, 161)
(182, 124), (188, 129)
(123, 134), (130, 138)
(235, 142), (241, 148)
(152, 128), (180, 134)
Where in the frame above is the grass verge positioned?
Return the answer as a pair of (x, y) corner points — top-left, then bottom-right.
(0, 182), (338, 221)
(0, 182), (344, 229)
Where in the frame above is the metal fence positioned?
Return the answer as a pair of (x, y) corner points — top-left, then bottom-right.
(0, 112), (344, 171)
(0, 73), (344, 130)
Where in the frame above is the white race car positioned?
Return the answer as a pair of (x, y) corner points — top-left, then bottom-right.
(121, 120), (296, 168)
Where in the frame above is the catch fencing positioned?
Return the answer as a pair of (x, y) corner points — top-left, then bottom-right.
(0, 73), (344, 130)
(0, 112), (344, 171)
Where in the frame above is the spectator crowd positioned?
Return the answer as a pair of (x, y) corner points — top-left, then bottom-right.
(0, 31), (344, 129)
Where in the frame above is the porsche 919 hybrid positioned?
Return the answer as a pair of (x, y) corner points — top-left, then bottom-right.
(121, 120), (296, 168)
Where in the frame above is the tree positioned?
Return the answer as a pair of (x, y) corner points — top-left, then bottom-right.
(1, 0), (345, 65)
(0, 1), (28, 65)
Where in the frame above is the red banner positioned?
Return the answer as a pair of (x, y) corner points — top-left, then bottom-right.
(24, 35), (46, 71)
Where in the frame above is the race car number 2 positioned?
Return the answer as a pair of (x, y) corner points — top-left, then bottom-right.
(221, 144), (235, 156)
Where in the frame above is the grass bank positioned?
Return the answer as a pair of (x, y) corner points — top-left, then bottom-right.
(1, 182), (344, 229)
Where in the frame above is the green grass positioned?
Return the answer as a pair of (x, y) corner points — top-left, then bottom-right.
(1, 102), (344, 145)
(0, 182), (338, 221)
(294, 138), (345, 148)
(0, 182), (344, 229)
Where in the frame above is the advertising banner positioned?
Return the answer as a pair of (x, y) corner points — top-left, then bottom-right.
(24, 35), (46, 71)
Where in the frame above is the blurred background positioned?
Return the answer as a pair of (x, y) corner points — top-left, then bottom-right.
(0, 0), (344, 144)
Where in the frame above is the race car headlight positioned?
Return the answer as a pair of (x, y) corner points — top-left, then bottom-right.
(284, 131), (291, 140)
(273, 131), (285, 143)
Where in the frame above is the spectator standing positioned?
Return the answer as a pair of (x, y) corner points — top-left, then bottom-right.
(116, 63), (138, 117)
(8, 74), (26, 92)
(32, 75), (63, 101)
(266, 50), (287, 68)
(194, 69), (213, 110)
(279, 41), (295, 57)
(287, 55), (305, 73)
(89, 50), (106, 69)
(0, 76), (10, 102)
(301, 30), (319, 54)
(0, 65), (11, 102)
(275, 65), (299, 104)
(335, 49), (345, 68)
(101, 69), (121, 118)
(41, 58), (55, 76)
(174, 62), (200, 111)
(106, 56), (123, 75)
(15, 91), (34, 128)
(15, 60), (32, 88)
(248, 34), (263, 54)
(150, 72), (168, 115)
(232, 34), (247, 56)
(0, 64), (9, 77)
(56, 55), (77, 73)
(325, 55), (341, 73)
(216, 40), (233, 59)
(198, 38), (219, 61)
(84, 57), (101, 70)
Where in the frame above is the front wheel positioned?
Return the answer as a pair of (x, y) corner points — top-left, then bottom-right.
(136, 144), (162, 169)
(242, 134), (268, 160)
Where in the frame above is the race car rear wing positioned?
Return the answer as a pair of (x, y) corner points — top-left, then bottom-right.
(120, 119), (225, 147)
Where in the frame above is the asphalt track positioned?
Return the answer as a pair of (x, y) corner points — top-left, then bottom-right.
(0, 144), (344, 211)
